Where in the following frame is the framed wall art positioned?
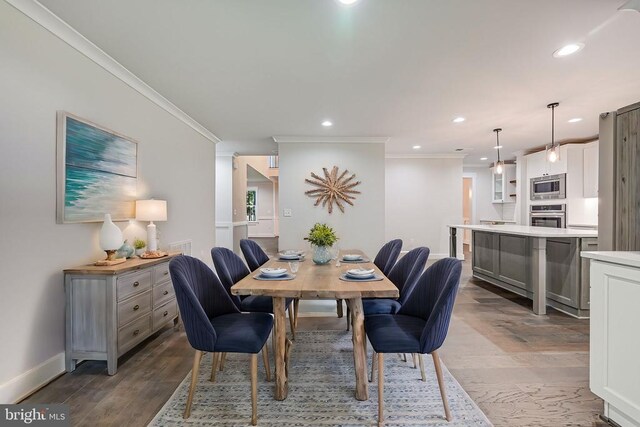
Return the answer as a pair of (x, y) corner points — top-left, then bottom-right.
(56, 111), (138, 223)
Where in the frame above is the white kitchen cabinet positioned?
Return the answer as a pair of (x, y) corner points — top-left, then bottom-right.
(526, 146), (568, 179)
(583, 143), (599, 198)
(582, 252), (640, 427)
(492, 164), (516, 203)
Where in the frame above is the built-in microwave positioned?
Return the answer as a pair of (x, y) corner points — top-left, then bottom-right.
(530, 173), (566, 200)
(530, 204), (566, 228)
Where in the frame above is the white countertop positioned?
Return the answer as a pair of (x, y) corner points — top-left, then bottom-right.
(448, 224), (598, 238)
(581, 251), (640, 268)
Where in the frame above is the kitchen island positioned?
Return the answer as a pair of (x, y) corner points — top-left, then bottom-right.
(448, 224), (598, 317)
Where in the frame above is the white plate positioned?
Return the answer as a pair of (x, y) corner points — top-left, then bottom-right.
(343, 254), (363, 261)
(260, 268), (288, 277)
(346, 272), (375, 280)
(279, 253), (301, 260)
(347, 268), (374, 276)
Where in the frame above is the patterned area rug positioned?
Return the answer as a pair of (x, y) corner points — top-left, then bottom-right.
(150, 330), (492, 426)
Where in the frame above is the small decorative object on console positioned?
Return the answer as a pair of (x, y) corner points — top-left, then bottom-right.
(97, 213), (125, 265)
(139, 250), (169, 259)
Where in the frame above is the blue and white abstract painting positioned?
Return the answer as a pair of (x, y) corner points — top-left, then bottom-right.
(58, 113), (137, 223)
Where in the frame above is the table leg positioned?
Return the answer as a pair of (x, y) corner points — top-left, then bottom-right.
(531, 237), (547, 315)
(449, 227), (457, 258)
(348, 297), (369, 401)
(273, 297), (288, 400)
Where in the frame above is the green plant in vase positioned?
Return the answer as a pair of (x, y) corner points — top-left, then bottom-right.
(133, 238), (146, 256)
(304, 223), (338, 265)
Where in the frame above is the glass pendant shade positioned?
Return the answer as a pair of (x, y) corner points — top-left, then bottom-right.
(547, 144), (560, 163)
(495, 161), (504, 175)
(547, 102), (560, 163)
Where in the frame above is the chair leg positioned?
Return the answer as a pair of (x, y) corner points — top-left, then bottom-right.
(288, 305), (296, 340)
(346, 306), (351, 331)
(250, 353), (258, 426)
(293, 298), (300, 328)
(432, 351), (452, 422)
(412, 353), (418, 369)
(210, 352), (220, 382)
(370, 351), (376, 383)
(377, 353), (384, 427)
(219, 352), (226, 371)
(262, 343), (271, 382)
(398, 353), (407, 362)
(418, 353), (427, 382)
(336, 299), (344, 318)
(184, 350), (203, 419)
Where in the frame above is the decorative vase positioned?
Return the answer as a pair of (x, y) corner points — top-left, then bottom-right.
(99, 214), (123, 260)
(135, 248), (146, 257)
(117, 240), (134, 259)
(312, 245), (332, 265)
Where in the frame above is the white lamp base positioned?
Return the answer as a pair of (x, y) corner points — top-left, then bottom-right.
(147, 222), (157, 252)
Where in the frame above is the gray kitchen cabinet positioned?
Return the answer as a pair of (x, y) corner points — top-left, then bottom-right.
(615, 103), (640, 251)
(64, 254), (180, 375)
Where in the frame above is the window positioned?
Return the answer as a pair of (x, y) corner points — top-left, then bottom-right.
(246, 187), (257, 222)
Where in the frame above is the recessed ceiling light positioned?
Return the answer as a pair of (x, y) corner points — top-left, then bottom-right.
(452, 117), (466, 123)
(568, 117), (583, 123)
(337, 0), (359, 5)
(553, 43), (585, 58)
(412, 145), (421, 150)
(480, 157), (488, 161)
(494, 145), (503, 149)
(321, 120), (333, 127)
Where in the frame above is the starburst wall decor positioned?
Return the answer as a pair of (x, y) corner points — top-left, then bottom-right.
(304, 166), (361, 214)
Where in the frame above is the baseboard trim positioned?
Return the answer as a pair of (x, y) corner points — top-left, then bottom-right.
(0, 352), (65, 403)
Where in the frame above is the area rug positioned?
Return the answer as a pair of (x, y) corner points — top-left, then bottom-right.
(150, 330), (492, 426)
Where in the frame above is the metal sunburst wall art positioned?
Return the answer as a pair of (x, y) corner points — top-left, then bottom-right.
(305, 166), (361, 213)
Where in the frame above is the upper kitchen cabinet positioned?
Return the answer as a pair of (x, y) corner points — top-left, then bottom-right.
(526, 147), (568, 179)
(583, 142), (599, 198)
(492, 164), (516, 203)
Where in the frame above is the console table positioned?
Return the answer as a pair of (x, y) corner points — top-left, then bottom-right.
(64, 253), (180, 375)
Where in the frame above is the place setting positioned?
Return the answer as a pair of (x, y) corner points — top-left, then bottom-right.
(253, 266), (297, 281)
(277, 250), (306, 262)
(340, 253), (370, 264)
(339, 267), (383, 282)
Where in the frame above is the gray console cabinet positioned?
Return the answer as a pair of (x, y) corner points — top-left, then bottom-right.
(64, 254), (179, 375)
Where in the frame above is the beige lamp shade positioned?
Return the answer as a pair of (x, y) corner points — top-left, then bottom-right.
(135, 199), (167, 222)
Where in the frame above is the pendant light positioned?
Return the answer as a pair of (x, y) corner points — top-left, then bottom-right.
(493, 128), (504, 175)
(546, 102), (560, 163)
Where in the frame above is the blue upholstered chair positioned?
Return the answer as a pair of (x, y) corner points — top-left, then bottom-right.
(211, 247), (297, 338)
(362, 246), (430, 316)
(240, 239), (270, 272)
(169, 255), (273, 424)
(366, 258), (462, 425)
(373, 239), (403, 276)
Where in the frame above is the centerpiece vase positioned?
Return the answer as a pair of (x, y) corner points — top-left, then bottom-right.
(312, 245), (332, 265)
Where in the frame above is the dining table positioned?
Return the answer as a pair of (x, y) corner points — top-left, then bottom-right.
(231, 249), (399, 401)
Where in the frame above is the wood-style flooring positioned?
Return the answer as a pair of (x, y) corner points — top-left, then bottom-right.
(24, 256), (606, 426)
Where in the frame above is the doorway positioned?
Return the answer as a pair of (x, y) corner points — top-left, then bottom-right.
(462, 173), (476, 254)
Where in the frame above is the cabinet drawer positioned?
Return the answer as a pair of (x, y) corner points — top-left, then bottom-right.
(118, 313), (151, 356)
(117, 271), (152, 302)
(154, 262), (171, 284)
(153, 280), (175, 307)
(118, 290), (152, 327)
(153, 299), (177, 331)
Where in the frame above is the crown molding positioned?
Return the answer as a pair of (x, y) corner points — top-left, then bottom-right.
(385, 153), (467, 159)
(272, 136), (389, 144)
(5, 0), (220, 144)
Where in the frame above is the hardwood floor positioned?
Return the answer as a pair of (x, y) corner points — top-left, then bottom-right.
(24, 256), (606, 426)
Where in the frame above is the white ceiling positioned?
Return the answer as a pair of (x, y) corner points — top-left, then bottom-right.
(39, 0), (640, 163)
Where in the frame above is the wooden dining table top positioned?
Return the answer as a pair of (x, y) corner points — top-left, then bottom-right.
(231, 249), (399, 300)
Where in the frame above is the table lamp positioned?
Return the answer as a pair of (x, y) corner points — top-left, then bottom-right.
(135, 199), (167, 252)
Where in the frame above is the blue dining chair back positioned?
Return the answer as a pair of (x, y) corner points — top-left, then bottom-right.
(365, 257), (462, 424)
(398, 257), (462, 354)
(211, 247), (251, 309)
(169, 255), (273, 424)
(240, 239), (270, 272)
(387, 246), (430, 305)
(373, 239), (403, 275)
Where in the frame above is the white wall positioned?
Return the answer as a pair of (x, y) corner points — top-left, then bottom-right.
(0, 3), (216, 402)
(386, 157), (463, 258)
(278, 142), (385, 260)
(215, 153), (234, 249)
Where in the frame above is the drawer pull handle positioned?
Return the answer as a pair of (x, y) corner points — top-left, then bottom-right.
(163, 311), (169, 317)
(133, 304), (140, 311)
(133, 281), (140, 288)
(133, 329), (140, 336)
(163, 290), (169, 295)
